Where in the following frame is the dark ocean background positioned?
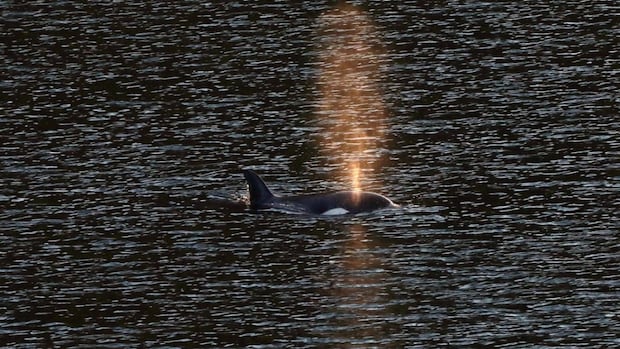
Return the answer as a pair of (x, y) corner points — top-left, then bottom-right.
(1, 1), (618, 347)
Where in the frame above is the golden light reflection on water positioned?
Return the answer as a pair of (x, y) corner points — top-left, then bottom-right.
(313, 5), (394, 344)
(315, 3), (388, 193)
(351, 161), (361, 193)
(324, 224), (392, 346)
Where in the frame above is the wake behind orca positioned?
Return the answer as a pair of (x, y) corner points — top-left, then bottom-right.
(243, 169), (397, 215)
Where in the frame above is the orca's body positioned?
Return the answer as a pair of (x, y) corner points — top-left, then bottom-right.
(243, 169), (397, 215)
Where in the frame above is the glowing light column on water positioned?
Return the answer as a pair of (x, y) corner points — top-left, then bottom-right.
(315, 3), (388, 202)
(313, 5), (393, 342)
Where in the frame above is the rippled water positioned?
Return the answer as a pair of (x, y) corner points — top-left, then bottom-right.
(2, 1), (618, 347)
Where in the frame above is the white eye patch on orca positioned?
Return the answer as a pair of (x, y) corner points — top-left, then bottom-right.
(321, 207), (350, 215)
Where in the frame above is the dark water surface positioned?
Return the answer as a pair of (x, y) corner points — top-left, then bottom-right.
(2, 1), (619, 347)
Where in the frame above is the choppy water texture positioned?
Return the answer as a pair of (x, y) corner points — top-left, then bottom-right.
(1, 1), (619, 348)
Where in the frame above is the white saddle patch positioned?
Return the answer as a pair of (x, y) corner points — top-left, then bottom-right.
(321, 207), (349, 215)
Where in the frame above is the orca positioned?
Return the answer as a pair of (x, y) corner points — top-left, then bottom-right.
(243, 169), (398, 215)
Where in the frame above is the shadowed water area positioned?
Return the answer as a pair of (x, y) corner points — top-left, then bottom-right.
(1, 1), (619, 347)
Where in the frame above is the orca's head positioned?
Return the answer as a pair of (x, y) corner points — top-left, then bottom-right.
(351, 191), (396, 212)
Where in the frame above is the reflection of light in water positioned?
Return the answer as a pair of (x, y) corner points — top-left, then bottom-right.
(351, 161), (361, 192)
(326, 224), (390, 346)
(315, 3), (388, 192)
(351, 160), (362, 204)
(313, 5), (394, 344)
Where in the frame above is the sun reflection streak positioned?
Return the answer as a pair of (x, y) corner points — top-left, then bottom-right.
(315, 3), (388, 192)
(319, 224), (393, 346)
(313, 6), (394, 344)
(351, 160), (361, 193)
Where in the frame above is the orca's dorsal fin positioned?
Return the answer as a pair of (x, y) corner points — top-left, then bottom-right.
(243, 169), (275, 208)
